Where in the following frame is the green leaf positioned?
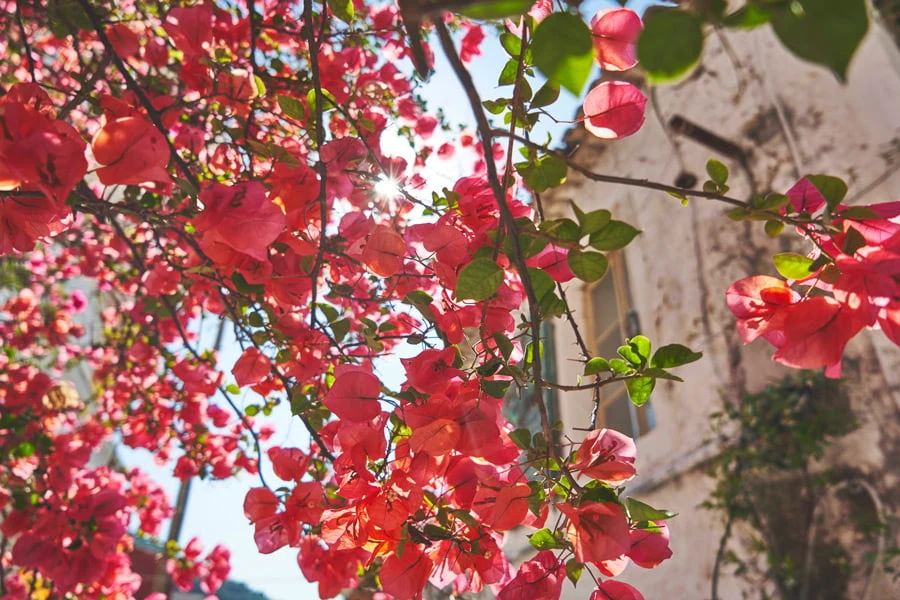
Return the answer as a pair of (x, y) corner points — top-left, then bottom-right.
(609, 358), (631, 374)
(528, 267), (555, 303)
(498, 58), (518, 86)
(532, 13), (594, 96)
(510, 428), (532, 450)
(253, 74), (266, 96)
(566, 558), (584, 586)
(753, 193), (791, 211)
(225, 383), (241, 395)
(460, 0), (535, 19)
(331, 318), (351, 342)
(839, 206), (882, 220)
(806, 174), (848, 211)
(518, 154), (568, 193)
(637, 8), (704, 84)
(723, 4), (772, 29)
(567, 250), (608, 283)
(625, 377), (655, 406)
(706, 159), (728, 186)
(626, 497), (677, 521)
(245, 404), (260, 417)
(842, 226), (867, 256)
(277, 94), (306, 120)
(770, 0), (868, 82)
(540, 218), (581, 242)
(483, 98), (510, 115)
(619, 335), (650, 368)
(572, 205), (611, 235)
(765, 220), (785, 237)
(493, 333), (515, 361)
(589, 221), (641, 251)
(481, 378), (511, 398)
(651, 344), (703, 369)
(500, 32), (522, 57)
(773, 252), (816, 280)
(529, 528), (565, 551)
(584, 357), (611, 376)
(643, 368), (684, 382)
(457, 258), (504, 301)
(532, 81), (561, 108)
(327, 0), (354, 23)
(173, 176), (199, 197)
(631, 335), (651, 360)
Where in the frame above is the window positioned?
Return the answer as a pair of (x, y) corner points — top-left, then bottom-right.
(584, 253), (655, 439)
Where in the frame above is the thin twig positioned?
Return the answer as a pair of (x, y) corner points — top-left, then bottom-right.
(15, 1), (37, 81)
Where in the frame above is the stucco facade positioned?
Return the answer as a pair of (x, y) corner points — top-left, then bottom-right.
(539, 8), (900, 600)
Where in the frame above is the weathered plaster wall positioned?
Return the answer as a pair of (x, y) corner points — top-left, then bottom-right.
(539, 11), (900, 599)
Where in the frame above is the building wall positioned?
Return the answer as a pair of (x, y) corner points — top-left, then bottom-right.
(540, 9), (900, 599)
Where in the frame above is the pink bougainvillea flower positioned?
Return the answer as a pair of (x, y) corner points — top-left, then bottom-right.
(583, 81), (647, 139)
(572, 427), (637, 483)
(108, 23), (141, 59)
(268, 447), (310, 482)
(591, 8), (643, 71)
(402, 347), (465, 395)
(785, 177), (827, 214)
(409, 417), (462, 456)
(380, 544), (433, 600)
(0, 194), (68, 255)
(558, 500), (631, 565)
(92, 116), (171, 186)
(497, 550), (566, 600)
(772, 297), (867, 371)
(243, 487), (279, 522)
(323, 364), (382, 422)
(591, 580), (646, 600)
(194, 182), (285, 262)
(628, 522), (673, 568)
(164, 5), (214, 58)
(232, 347), (271, 387)
(726, 275), (798, 344)
(361, 224), (407, 277)
(526, 244), (575, 282)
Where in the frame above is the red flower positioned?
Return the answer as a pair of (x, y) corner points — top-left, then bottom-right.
(92, 115), (171, 187)
(591, 580), (646, 600)
(572, 428), (637, 483)
(497, 551), (565, 600)
(380, 544), (434, 600)
(402, 347), (465, 395)
(558, 501), (631, 565)
(194, 182), (285, 262)
(232, 347), (271, 388)
(591, 8), (643, 71)
(627, 522), (673, 568)
(583, 81), (647, 140)
(323, 364), (382, 422)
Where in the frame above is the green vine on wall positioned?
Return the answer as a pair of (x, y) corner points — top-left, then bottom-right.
(705, 372), (865, 600)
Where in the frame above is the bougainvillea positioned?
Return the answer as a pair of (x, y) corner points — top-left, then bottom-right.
(0, 0), (893, 599)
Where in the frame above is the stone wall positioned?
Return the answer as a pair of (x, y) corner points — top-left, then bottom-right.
(538, 12), (900, 600)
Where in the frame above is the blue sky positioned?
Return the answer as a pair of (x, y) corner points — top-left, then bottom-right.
(119, 2), (661, 599)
